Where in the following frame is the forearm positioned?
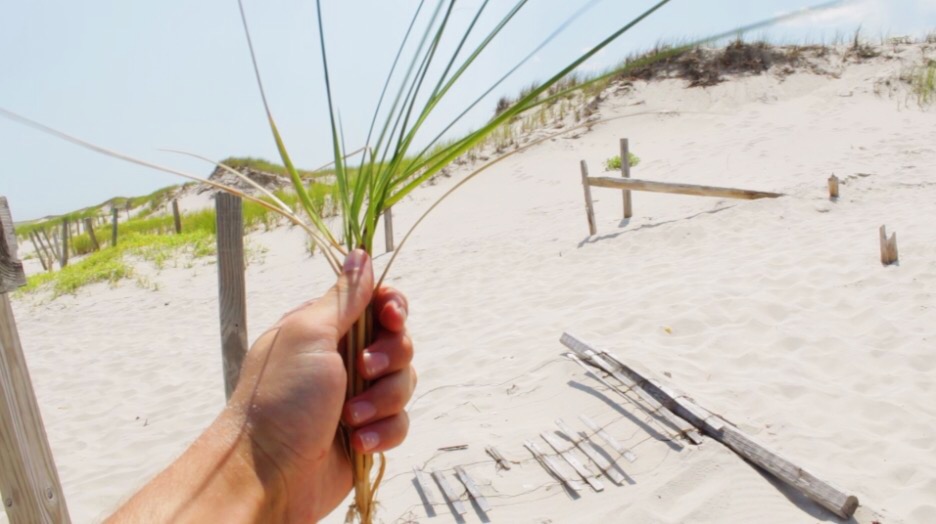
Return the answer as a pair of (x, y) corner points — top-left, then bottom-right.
(106, 407), (286, 523)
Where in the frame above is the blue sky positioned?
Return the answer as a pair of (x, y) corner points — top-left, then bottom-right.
(2, 0), (934, 221)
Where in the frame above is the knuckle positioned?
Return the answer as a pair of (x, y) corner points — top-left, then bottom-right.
(400, 333), (414, 360)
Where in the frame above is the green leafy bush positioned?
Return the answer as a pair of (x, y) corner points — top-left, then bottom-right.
(604, 152), (641, 171)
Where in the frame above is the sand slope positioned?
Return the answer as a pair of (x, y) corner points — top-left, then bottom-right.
(7, 45), (936, 523)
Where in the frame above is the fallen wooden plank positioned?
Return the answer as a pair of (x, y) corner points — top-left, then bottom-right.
(412, 467), (440, 507)
(562, 333), (703, 444)
(524, 440), (584, 492)
(431, 470), (467, 516)
(556, 419), (625, 484)
(579, 414), (638, 463)
(592, 344), (860, 519)
(454, 466), (492, 513)
(485, 446), (511, 470)
(541, 432), (604, 492)
(587, 176), (782, 200)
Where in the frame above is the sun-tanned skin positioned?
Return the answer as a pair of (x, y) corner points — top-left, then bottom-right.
(106, 249), (415, 523)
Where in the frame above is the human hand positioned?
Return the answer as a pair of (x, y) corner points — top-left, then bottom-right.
(229, 249), (416, 521)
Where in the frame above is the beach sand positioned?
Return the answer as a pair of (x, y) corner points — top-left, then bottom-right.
(7, 44), (936, 523)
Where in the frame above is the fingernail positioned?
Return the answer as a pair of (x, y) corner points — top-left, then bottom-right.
(349, 401), (377, 424)
(359, 431), (380, 452)
(343, 249), (367, 274)
(363, 351), (390, 377)
(393, 299), (408, 323)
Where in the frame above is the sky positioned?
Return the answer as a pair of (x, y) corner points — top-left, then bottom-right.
(2, 0), (935, 221)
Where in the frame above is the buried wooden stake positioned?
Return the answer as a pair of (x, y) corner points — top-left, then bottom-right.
(580, 160), (597, 236)
(83, 218), (99, 252)
(28, 232), (47, 272)
(828, 175), (839, 200)
(879, 225), (898, 265)
(215, 193), (248, 400)
(171, 200), (182, 234)
(383, 207), (394, 253)
(561, 332), (860, 520)
(58, 220), (68, 268)
(111, 208), (119, 247)
(620, 138), (633, 219)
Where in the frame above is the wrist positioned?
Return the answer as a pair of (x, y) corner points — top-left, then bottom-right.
(214, 405), (290, 521)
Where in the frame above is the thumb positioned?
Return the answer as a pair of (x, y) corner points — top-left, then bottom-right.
(313, 249), (374, 339)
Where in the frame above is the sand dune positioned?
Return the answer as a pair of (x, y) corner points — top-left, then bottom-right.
(7, 44), (936, 523)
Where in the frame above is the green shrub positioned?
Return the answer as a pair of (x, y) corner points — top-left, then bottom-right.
(604, 152), (641, 171)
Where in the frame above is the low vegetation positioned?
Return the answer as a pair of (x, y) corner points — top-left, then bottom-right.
(910, 59), (936, 106)
(604, 153), (641, 171)
(20, 231), (213, 297)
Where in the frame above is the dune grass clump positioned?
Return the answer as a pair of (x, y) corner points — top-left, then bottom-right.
(910, 60), (936, 106)
(604, 152), (641, 171)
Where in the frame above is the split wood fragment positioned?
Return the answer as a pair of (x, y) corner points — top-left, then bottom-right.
(454, 466), (491, 513)
(523, 440), (584, 492)
(541, 432), (604, 492)
(555, 418), (625, 484)
(431, 470), (467, 516)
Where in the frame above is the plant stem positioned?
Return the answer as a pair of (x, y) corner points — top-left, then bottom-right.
(345, 304), (376, 523)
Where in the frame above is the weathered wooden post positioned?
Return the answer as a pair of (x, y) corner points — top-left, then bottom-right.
(82, 218), (99, 252)
(383, 207), (394, 253)
(58, 220), (68, 268)
(0, 197), (72, 524)
(215, 193), (248, 400)
(879, 225), (898, 265)
(580, 160), (597, 236)
(111, 208), (118, 247)
(40, 229), (58, 268)
(124, 201), (131, 220)
(828, 175), (839, 200)
(27, 232), (48, 272)
(171, 200), (182, 235)
(620, 138), (633, 219)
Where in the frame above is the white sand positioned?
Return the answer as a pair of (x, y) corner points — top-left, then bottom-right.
(7, 45), (936, 523)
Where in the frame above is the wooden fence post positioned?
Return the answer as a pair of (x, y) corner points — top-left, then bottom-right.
(111, 208), (118, 248)
(0, 197), (72, 524)
(40, 229), (58, 268)
(828, 175), (839, 200)
(58, 220), (68, 268)
(383, 207), (394, 253)
(124, 201), (131, 220)
(580, 160), (597, 236)
(620, 138), (633, 219)
(215, 193), (248, 401)
(171, 200), (182, 235)
(27, 233), (48, 272)
(82, 219), (99, 252)
(879, 225), (898, 265)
